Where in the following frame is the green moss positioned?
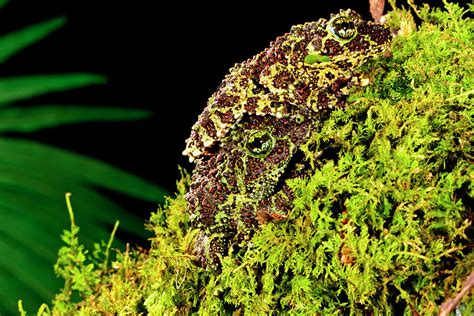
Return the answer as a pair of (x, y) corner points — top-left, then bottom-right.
(35, 2), (472, 315)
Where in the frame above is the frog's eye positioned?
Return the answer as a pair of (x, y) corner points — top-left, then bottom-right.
(329, 16), (357, 41)
(246, 130), (275, 158)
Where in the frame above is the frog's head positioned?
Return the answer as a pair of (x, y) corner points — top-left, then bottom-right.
(255, 9), (392, 112)
(186, 110), (314, 267)
(225, 113), (311, 200)
(299, 9), (392, 66)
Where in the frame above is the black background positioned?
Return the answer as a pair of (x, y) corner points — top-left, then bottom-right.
(0, 0), (452, 219)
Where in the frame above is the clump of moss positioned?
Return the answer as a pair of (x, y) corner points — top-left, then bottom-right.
(33, 2), (472, 315)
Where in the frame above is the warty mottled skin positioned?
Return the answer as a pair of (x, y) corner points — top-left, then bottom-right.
(183, 9), (392, 268)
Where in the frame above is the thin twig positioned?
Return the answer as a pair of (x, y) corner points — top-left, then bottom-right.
(103, 220), (120, 272)
(439, 269), (474, 316)
(65, 192), (75, 230)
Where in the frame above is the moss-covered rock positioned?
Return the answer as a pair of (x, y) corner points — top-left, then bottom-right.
(32, 2), (473, 315)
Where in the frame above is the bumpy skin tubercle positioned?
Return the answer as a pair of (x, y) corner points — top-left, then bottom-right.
(184, 9), (391, 268)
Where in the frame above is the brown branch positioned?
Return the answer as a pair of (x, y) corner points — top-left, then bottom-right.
(439, 269), (474, 316)
(369, 0), (385, 22)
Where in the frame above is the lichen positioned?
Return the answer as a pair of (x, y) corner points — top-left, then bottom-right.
(33, 2), (472, 315)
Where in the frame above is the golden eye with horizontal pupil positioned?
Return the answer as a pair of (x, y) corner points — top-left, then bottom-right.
(246, 130), (275, 157)
(329, 16), (357, 41)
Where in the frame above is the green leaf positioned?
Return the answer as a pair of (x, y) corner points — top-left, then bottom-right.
(0, 0), (8, 9)
(0, 137), (167, 203)
(0, 177), (143, 251)
(0, 17), (66, 64)
(0, 8), (167, 315)
(0, 105), (151, 133)
(0, 270), (50, 316)
(0, 237), (59, 312)
(0, 203), (59, 262)
(0, 73), (106, 106)
(0, 167), (149, 314)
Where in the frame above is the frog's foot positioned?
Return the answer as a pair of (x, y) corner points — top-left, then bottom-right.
(340, 245), (355, 265)
(256, 209), (288, 224)
(194, 231), (229, 269)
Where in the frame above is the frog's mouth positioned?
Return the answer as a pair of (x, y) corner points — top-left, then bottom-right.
(245, 148), (308, 211)
(271, 149), (307, 194)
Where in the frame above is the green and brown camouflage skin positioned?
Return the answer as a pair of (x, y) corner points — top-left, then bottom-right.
(184, 9), (392, 268)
